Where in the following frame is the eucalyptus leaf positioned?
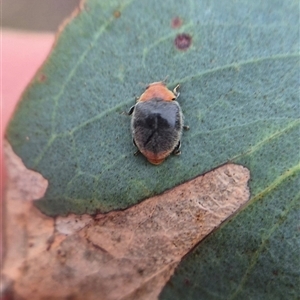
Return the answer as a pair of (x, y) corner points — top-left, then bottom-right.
(7, 0), (299, 298)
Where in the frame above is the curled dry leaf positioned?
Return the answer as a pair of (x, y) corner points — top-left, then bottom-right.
(2, 141), (250, 300)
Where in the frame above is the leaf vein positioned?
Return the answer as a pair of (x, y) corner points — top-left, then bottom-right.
(229, 168), (300, 299)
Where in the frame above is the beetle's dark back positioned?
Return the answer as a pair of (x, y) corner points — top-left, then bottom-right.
(131, 98), (183, 154)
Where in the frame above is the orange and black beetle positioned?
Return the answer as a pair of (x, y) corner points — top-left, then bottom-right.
(128, 81), (188, 165)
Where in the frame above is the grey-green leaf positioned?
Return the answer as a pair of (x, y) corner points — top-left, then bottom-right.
(7, 0), (300, 298)
(7, 0), (299, 216)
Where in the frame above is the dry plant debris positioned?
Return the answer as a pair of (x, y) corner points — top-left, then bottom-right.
(2, 141), (250, 300)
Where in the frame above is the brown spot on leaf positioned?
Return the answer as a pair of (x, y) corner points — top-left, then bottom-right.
(171, 17), (182, 28)
(184, 278), (191, 286)
(174, 33), (192, 51)
(37, 73), (47, 82)
(2, 140), (250, 300)
(113, 10), (121, 18)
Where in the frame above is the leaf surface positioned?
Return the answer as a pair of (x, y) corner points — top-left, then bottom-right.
(8, 0), (299, 216)
(6, 0), (300, 298)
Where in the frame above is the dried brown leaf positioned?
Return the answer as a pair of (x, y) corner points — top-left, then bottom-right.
(2, 141), (250, 300)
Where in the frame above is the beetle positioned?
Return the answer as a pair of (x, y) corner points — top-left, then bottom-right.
(128, 81), (188, 165)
